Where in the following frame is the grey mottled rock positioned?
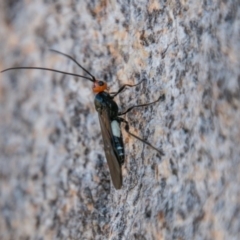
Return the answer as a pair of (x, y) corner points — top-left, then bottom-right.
(0, 1), (239, 239)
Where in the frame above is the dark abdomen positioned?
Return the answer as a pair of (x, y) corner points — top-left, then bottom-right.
(111, 120), (124, 164)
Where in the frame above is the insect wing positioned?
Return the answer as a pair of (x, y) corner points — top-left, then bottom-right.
(98, 109), (122, 189)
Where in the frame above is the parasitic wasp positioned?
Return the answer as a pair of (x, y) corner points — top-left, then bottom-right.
(1, 50), (164, 189)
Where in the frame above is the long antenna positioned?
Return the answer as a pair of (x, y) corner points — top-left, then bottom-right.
(50, 49), (96, 80)
(1, 50), (96, 82)
(1, 67), (94, 81)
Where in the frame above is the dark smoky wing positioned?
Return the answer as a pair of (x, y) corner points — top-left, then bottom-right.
(98, 109), (122, 189)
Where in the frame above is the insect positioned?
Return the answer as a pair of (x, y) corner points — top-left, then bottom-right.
(2, 50), (164, 189)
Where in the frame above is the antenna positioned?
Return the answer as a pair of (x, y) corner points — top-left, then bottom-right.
(1, 50), (96, 82)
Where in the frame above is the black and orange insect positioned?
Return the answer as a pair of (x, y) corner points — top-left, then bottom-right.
(1, 50), (164, 189)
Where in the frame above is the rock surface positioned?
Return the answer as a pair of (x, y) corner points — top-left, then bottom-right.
(0, 1), (239, 239)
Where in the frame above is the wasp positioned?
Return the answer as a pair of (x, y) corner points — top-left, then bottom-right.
(2, 50), (164, 189)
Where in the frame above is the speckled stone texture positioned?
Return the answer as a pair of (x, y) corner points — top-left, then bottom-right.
(0, 1), (239, 240)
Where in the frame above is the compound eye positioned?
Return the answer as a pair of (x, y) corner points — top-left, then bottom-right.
(93, 80), (107, 93)
(98, 81), (104, 86)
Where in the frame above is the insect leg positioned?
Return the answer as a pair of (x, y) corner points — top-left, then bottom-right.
(118, 94), (165, 116)
(110, 79), (145, 98)
(118, 117), (164, 156)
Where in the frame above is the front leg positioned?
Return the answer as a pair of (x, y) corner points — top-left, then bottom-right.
(110, 79), (146, 99)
